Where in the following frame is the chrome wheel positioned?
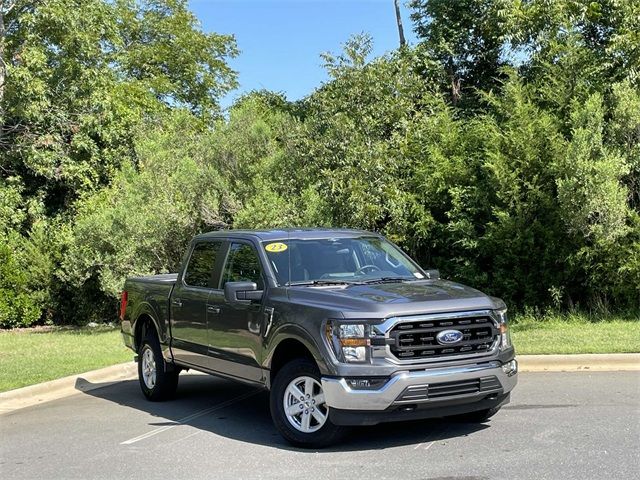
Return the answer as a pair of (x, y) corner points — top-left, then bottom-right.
(283, 375), (328, 433)
(141, 347), (157, 390)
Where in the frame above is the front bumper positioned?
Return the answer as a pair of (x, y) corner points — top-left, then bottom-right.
(329, 392), (511, 426)
(321, 359), (517, 412)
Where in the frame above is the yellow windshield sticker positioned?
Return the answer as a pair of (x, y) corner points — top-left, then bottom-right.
(265, 242), (288, 253)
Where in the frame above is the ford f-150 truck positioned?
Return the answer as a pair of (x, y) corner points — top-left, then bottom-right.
(120, 229), (517, 447)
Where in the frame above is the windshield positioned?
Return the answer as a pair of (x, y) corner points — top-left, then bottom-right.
(262, 236), (425, 286)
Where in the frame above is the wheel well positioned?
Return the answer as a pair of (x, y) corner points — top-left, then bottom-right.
(269, 339), (315, 386)
(134, 314), (156, 352)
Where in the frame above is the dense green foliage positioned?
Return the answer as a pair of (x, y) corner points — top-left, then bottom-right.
(0, 0), (237, 324)
(1, 0), (638, 327)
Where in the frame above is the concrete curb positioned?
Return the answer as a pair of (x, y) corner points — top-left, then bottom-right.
(1, 354), (638, 414)
(517, 353), (640, 372)
(0, 362), (138, 414)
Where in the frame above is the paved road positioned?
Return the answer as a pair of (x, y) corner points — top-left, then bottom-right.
(1, 371), (639, 480)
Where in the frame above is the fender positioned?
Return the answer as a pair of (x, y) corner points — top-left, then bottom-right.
(131, 301), (166, 350)
(263, 323), (334, 377)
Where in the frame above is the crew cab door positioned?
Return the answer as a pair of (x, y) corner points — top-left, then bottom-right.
(206, 240), (266, 383)
(170, 240), (223, 369)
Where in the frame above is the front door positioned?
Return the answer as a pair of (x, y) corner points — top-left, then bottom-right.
(207, 241), (265, 382)
(170, 240), (223, 369)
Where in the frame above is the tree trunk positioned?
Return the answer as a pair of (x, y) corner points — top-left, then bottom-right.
(393, 0), (406, 48)
(0, 0), (14, 113)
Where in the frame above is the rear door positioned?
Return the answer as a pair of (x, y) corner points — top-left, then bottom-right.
(207, 240), (266, 382)
(170, 240), (223, 369)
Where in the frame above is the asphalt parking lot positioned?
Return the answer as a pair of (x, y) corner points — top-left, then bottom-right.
(1, 371), (638, 480)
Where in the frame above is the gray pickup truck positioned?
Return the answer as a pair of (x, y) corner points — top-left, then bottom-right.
(120, 229), (517, 447)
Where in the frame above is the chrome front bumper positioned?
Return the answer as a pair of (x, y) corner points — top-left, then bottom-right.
(321, 360), (518, 411)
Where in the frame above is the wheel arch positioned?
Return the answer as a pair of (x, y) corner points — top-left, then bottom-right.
(133, 311), (161, 353)
(268, 338), (316, 387)
(266, 323), (333, 388)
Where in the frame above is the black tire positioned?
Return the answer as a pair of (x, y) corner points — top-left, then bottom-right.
(450, 406), (500, 423)
(270, 358), (346, 448)
(138, 333), (180, 401)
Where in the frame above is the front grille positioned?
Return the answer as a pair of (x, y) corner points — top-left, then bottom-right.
(396, 376), (501, 402)
(389, 315), (499, 360)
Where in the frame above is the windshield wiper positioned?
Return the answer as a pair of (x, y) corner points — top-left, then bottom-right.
(287, 277), (419, 287)
(360, 276), (416, 284)
(287, 279), (363, 287)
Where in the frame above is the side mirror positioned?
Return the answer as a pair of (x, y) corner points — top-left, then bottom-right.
(224, 281), (263, 305)
(424, 269), (440, 280)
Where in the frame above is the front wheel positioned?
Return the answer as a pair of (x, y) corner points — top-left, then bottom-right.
(270, 359), (345, 448)
(138, 334), (179, 401)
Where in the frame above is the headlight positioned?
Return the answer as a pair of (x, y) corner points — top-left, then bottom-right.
(339, 324), (365, 338)
(325, 322), (370, 363)
(496, 308), (512, 350)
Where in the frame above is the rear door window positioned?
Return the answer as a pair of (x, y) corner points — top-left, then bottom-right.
(184, 241), (222, 288)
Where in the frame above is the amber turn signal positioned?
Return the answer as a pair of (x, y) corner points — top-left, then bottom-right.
(339, 338), (370, 347)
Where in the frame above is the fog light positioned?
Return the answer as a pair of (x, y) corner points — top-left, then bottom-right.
(345, 378), (388, 390)
(502, 359), (518, 377)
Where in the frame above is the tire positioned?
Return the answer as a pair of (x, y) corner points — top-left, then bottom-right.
(138, 333), (180, 401)
(270, 358), (346, 448)
(450, 406), (501, 423)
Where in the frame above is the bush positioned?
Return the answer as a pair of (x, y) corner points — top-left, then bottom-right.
(0, 239), (41, 328)
(63, 111), (232, 322)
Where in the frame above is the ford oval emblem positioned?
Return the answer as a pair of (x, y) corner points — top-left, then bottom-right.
(436, 329), (464, 345)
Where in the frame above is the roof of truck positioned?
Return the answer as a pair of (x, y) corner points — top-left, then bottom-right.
(194, 228), (378, 242)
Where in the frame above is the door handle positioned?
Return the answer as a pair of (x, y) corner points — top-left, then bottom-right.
(172, 299), (183, 308)
(207, 305), (221, 314)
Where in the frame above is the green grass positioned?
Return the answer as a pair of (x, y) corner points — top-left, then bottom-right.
(511, 313), (640, 355)
(0, 326), (132, 392)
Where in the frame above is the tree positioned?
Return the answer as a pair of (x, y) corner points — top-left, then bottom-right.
(410, 0), (510, 105)
(0, 0), (15, 110)
(513, 0), (640, 86)
(114, 0), (238, 117)
(65, 110), (231, 321)
(0, 0), (237, 215)
(0, 0), (237, 326)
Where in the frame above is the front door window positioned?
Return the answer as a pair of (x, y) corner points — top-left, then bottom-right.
(221, 243), (264, 290)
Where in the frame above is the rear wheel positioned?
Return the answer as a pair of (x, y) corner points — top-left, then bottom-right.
(138, 333), (179, 401)
(270, 359), (345, 448)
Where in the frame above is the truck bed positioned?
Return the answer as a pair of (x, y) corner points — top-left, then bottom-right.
(121, 273), (178, 350)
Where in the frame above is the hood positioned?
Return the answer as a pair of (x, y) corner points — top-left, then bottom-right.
(286, 279), (498, 319)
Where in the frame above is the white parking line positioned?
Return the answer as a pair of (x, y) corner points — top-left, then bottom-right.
(412, 424), (450, 452)
(120, 390), (261, 445)
(413, 440), (436, 450)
